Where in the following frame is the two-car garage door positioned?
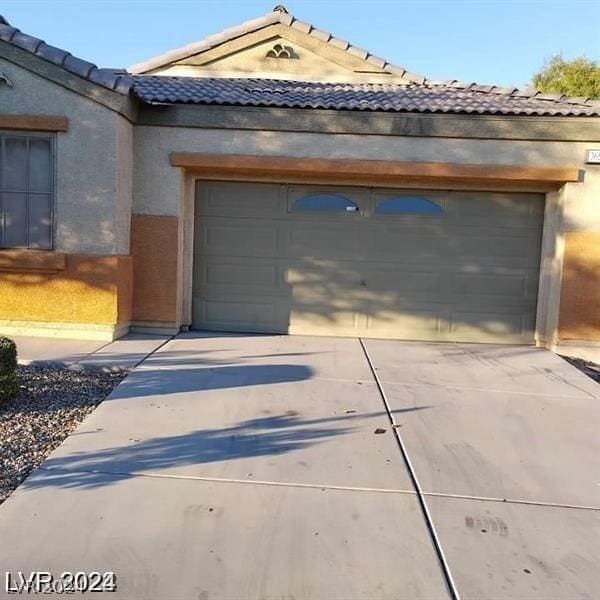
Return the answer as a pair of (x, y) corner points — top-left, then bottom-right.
(192, 181), (544, 344)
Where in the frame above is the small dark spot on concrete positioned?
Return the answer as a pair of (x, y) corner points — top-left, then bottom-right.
(481, 529), (487, 533)
(208, 507), (214, 512)
(524, 569), (532, 574)
(314, 532), (319, 536)
(285, 410), (299, 416)
(345, 409), (357, 413)
(374, 428), (386, 434)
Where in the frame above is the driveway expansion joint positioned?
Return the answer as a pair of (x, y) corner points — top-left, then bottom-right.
(359, 338), (461, 600)
(38, 466), (420, 495)
(421, 491), (600, 512)
(378, 379), (599, 400)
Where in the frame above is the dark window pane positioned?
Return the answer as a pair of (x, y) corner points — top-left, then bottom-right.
(28, 193), (52, 249)
(2, 192), (27, 247)
(0, 134), (54, 249)
(375, 196), (444, 215)
(3, 137), (27, 191)
(292, 193), (359, 212)
(29, 138), (52, 192)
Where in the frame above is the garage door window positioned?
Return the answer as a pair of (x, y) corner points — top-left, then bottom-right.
(292, 193), (359, 212)
(0, 133), (54, 249)
(375, 196), (443, 215)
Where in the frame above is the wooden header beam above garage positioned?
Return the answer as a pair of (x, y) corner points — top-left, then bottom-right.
(170, 153), (581, 190)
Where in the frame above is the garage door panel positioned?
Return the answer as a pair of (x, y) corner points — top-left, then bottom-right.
(197, 219), (281, 257)
(452, 234), (529, 259)
(449, 273), (528, 298)
(366, 309), (443, 336)
(194, 297), (286, 333)
(288, 222), (362, 257)
(288, 306), (361, 333)
(449, 311), (532, 339)
(193, 181), (543, 343)
(448, 191), (544, 221)
(196, 296), (363, 335)
(198, 181), (284, 217)
(372, 231), (445, 259)
(365, 269), (443, 294)
(285, 260), (360, 285)
(195, 258), (281, 289)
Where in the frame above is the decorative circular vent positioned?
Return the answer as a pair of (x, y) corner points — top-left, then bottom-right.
(266, 43), (294, 59)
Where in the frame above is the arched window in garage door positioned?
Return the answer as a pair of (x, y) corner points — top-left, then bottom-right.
(375, 195), (444, 215)
(291, 193), (360, 212)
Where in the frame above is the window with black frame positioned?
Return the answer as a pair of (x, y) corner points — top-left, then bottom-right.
(0, 133), (53, 249)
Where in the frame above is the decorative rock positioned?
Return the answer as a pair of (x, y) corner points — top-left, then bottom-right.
(0, 365), (125, 504)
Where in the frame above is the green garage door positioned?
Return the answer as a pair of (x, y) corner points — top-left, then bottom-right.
(192, 181), (544, 344)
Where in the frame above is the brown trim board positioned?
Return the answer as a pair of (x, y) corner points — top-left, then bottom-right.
(170, 153), (580, 188)
(0, 249), (66, 273)
(0, 114), (68, 132)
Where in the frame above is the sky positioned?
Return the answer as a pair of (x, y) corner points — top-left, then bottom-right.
(1, 0), (599, 88)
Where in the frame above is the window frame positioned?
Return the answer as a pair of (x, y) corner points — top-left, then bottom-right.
(0, 131), (55, 250)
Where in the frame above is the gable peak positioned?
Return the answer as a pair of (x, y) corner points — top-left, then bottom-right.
(128, 6), (425, 84)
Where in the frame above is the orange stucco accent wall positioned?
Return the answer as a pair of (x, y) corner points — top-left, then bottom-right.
(0, 254), (132, 325)
(558, 231), (600, 341)
(131, 214), (179, 323)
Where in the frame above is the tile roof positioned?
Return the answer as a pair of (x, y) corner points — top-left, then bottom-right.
(128, 5), (426, 83)
(131, 76), (600, 117)
(2, 10), (600, 117)
(0, 14), (131, 93)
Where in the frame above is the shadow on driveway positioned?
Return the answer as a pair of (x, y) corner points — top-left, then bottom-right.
(111, 364), (317, 398)
(27, 407), (429, 491)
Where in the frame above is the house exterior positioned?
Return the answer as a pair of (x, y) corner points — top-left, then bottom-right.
(0, 6), (598, 347)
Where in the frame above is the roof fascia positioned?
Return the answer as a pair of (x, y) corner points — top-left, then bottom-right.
(0, 40), (138, 121)
(137, 103), (600, 142)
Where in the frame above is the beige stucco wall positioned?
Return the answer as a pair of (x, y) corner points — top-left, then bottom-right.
(133, 126), (599, 230)
(0, 57), (132, 255)
(158, 36), (399, 83)
(146, 23), (405, 84)
(132, 124), (599, 344)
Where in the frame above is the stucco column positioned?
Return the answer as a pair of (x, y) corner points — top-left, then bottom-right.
(536, 187), (567, 349)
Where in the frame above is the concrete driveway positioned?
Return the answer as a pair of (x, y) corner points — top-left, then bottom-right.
(1, 333), (598, 599)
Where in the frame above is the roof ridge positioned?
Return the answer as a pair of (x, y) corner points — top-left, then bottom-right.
(0, 19), (131, 94)
(127, 7), (426, 83)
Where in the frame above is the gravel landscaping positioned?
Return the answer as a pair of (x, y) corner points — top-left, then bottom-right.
(0, 365), (126, 505)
